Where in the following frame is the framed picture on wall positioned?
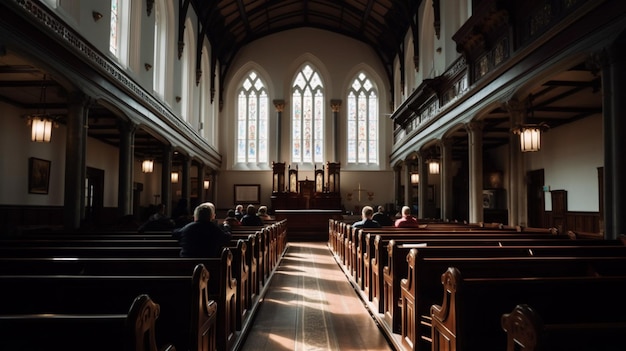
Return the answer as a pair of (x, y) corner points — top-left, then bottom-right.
(28, 157), (51, 194)
(234, 184), (260, 204)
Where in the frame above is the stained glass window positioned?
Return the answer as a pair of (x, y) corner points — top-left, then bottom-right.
(347, 72), (378, 164)
(109, 0), (119, 55)
(237, 72), (268, 164)
(292, 64), (324, 163)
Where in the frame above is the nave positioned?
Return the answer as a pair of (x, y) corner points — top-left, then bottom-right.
(240, 242), (393, 351)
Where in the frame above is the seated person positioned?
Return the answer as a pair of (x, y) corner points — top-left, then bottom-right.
(138, 203), (174, 232)
(241, 204), (264, 226)
(223, 209), (241, 227)
(372, 205), (393, 226)
(352, 206), (382, 229)
(174, 202), (232, 258)
(394, 205), (420, 228)
(234, 204), (244, 221)
(257, 205), (272, 220)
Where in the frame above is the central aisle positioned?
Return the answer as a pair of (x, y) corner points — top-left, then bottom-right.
(240, 242), (393, 351)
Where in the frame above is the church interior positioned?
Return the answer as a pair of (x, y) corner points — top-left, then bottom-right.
(1, 0), (626, 350)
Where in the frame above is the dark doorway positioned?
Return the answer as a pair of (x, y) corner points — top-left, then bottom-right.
(526, 169), (545, 228)
(85, 167), (105, 226)
(133, 182), (143, 221)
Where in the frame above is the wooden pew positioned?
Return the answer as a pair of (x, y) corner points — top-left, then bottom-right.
(0, 248), (242, 350)
(0, 263), (220, 351)
(352, 227), (563, 286)
(0, 294), (176, 351)
(363, 232), (577, 307)
(501, 303), (626, 351)
(334, 221), (525, 268)
(401, 253), (626, 351)
(0, 245), (182, 257)
(1, 221), (288, 351)
(432, 267), (626, 351)
(381, 242), (626, 334)
(0, 238), (179, 247)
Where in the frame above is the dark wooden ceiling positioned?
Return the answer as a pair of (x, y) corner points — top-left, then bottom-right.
(194, 0), (421, 83)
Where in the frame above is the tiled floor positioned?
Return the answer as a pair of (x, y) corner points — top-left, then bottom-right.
(240, 242), (393, 351)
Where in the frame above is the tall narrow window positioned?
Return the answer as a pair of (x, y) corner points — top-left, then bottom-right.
(347, 72), (378, 164)
(292, 64), (324, 163)
(109, 0), (119, 55)
(109, 0), (129, 65)
(237, 72), (269, 164)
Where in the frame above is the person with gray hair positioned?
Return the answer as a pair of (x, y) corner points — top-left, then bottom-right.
(174, 202), (232, 257)
(394, 205), (419, 228)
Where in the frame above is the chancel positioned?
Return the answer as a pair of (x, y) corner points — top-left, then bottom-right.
(271, 161), (341, 210)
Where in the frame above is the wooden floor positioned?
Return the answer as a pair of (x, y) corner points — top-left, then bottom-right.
(240, 242), (393, 351)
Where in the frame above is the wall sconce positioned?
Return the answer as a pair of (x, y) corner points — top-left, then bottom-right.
(512, 123), (549, 152)
(171, 171), (179, 183)
(203, 180), (210, 190)
(144, 63), (152, 71)
(428, 159), (440, 174)
(410, 173), (420, 184)
(175, 96), (181, 103)
(92, 11), (103, 22)
(141, 159), (154, 173)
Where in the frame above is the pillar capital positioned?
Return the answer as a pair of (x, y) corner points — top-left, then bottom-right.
(501, 98), (526, 114)
(465, 120), (484, 133)
(330, 99), (342, 112)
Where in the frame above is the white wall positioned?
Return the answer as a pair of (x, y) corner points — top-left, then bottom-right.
(528, 114), (602, 212)
(216, 27), (395, 210)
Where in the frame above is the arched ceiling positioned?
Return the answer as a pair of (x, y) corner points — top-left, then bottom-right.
(193, 0), (421, 83)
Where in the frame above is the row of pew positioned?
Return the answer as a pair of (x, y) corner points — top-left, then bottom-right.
(0, 220), (288, 351)
(328, 219), (626, 351)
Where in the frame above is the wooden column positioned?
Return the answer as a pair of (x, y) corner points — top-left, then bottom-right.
(64, 92), (89, 229)
(117, 120), (136, 217)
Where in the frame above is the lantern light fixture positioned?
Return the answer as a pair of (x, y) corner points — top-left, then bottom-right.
(512, 122), (549, 152)
(141, 159), (154, 173)
(203, 179), (210, 190)
(26, 75), (58, 142)
(428, 159), (440, 174)
(171, 171), (179, 183)
(410, 172), (420, 184)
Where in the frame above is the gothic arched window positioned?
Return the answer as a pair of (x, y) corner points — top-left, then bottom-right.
(237, 71), (269, 164)
(347, 72), (378, 164)
(292, 64), (324, 163)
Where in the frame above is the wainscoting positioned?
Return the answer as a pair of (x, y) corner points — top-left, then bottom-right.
(544, 210), (601, 234)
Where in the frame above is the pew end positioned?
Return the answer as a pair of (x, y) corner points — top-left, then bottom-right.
(127, 294), (170, 351)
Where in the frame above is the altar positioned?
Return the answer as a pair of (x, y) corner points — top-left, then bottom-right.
(274, 209), (344, 241)
(270, 162), (342, 211)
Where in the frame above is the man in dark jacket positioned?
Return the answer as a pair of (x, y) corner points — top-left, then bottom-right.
(372, 205), (393, 226)
(241, 204), (263, 226)
(174, 202), (232, 258)
(352, 205), (381, 229)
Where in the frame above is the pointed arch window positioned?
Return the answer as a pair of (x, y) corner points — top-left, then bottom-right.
(292, 64), (324, 163)
(347, 72), (378, 164)
(237, 72), (269, 164)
